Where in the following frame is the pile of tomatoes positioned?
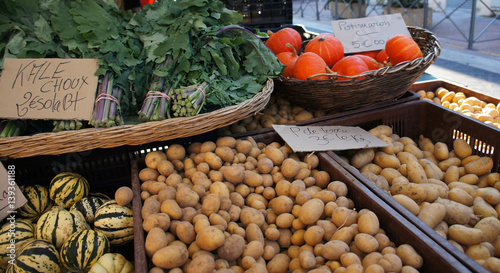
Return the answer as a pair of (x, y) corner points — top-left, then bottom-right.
(265, 28), (423, 81)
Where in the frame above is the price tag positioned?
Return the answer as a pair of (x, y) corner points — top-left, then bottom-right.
(0, 163), (27, 222)
(272, 125), (388, 152)
(0, 58), (99, 120)
(331, 14), (411, 54)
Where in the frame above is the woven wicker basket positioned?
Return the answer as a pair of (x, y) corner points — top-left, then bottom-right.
(274, 26), (441, 112)
(0, 79), (274, 159)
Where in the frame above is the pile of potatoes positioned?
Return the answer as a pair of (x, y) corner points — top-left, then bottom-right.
(220, 96), (327, 135)
(138, 135), (425, 273)
(342, 125), (500, 272)
(417, 87), (500, 129)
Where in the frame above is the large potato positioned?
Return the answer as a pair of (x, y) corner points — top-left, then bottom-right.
(196, 226), (225, 251)
(217, 234), (245, 262)
(298, 198), (324, 225)
(152, 244), (189, 269)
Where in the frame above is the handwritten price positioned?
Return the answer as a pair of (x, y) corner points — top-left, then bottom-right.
(351, 38), (386, 49)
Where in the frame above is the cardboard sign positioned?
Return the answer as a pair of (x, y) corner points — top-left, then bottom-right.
(0, 58), (99, 120)
(272, 125), (388, 152)
(331, 14), (411, 54)
(0, 163), (27, 222)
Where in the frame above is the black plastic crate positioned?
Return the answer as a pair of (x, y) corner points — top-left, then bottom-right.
(223, 0), (293, 29)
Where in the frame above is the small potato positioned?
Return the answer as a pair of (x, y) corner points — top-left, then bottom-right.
(392, 194), (420, 215)
(396, 244), (423, 269)
(196, 226), (225, 251)
(331, 207), (357, 227)
(145, 227), (171, 257)
(390, 182), (427, 203)
(221, 165), (245, 184)
(357, 210), (379, 236)
(453, 138), (473, 158)
(240, 207), (265, 227)
(146, 151), (168, 169)
(270, 195), (294, 215)
(474, 197), (499, 219)
(217, 234), (245, 262)
(419, 159), (444, 181)
(350, 149), (375, 169)
(438, 157), (462, 172)
(304, 225), (325, 246)
(464, 157), (494, 176)
(407, 160), (428, 184)
(299, 198), (325, 225)
(142, 198), (162, 220)
(354, 233), (379, 253)
(266, 253), (290, 273)
(434, 142), (450, 160)
(176, 186), (199, 208)
(115, 186), (133, 206)
(374, 151), (401, 169)
(417, 202), (446, 229)
(379, 168), (402, 185)
(143, 213), (171, 232)
(322, 240), (350, 260)
(360, 163), (382, 175)
(448, 187), (474, 206)
(139, 168), (160, 182)
(215, 146), (235, 163)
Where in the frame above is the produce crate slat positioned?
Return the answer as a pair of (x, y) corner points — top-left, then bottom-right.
(306, 99), (497, 273)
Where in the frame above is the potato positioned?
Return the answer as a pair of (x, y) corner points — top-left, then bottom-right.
(322, 240), (350, 260)
(465, 244), (492, 261)
(270, 195), (293, 215)
(215, 146), (235, 163)
(220, 166), (245, 184)
(435, 197), (478, 225)
(185, 254), (215, 273)
(471, 188), (500, 205)
(459, 173), (479, 185)
(438, 157), (462, 172)
(475, 217), (500, 242)
(243, 170), (263, 187)
(417, 203), (446, 229)
(407, 160), (428, 184)
(176, 186), (199, 208)
(433, 142), (450, 160)
(142, 198), (161, 220)
(474, 197), (498, 218)
(304, 225), (325, 246)
(264, 146), (285, 166)
(266, 253), (290, 273)
(374, 151), (401, 169)
(240, 207), (265, 227)
(448, 225), (486, 246)
(404, 144), (424, 159)
(390, 182), (427, 203)
(453, 138), (472, 158)
(331, 206), (357, 227)
(145, 227), (171, 257)
(115, 186), (133, 206)
(396, 152), (418, 165)
(298, 198), (325, 225)
(419, 159), (444, 180)
(161, 199), (183, 219)
(280, 158), (300, 179)
(139, 168), (160, 182)
(152, 244), (189, 269)
(418, 135), (434, 152)
(464, 156), (494, 176)
(354, 233), (379, 253)
(392, 194), (420, 215)
(360, 163), (382, 175)
(447, 187), (474, 206)
(146, 151), (168, 169)
(396, 244), (423, 269)
(196, 226), (225, 251)
(444, 165), (460, 184)
(143, 213), (171, 232)
(350, 149), (375, 169)
(377, 253), (403, 273)
(357, 210), (379, 236)
(480, 257), (500, 272)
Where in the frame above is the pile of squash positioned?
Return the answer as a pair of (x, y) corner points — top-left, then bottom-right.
(266, 27), (423, 80)
(0, 172), (135, 273)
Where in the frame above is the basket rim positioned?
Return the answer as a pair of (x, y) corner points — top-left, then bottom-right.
(278, 26), (441, 83)
(0, 79), (274, 159)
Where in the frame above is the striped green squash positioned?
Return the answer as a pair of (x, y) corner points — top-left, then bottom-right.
(70, 196), (108, 225)
(17, 185), (53, 221)
(60, 229), (110, 272)
(35, 204), (89, 249)
(93, 200), (134, 246)
(5, 239), (62, 273)
(0, 219), (35, 269)
(49, 172), (90, 209)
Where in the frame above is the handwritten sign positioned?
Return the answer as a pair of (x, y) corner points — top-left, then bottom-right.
(0, 163), (27, 222)
(272, 125), (388, 152)
(331, 14), (411, 54)
(0, 58), (99, 120)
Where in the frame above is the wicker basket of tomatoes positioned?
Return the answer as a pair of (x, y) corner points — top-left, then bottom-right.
(270, 26), (441, 113)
